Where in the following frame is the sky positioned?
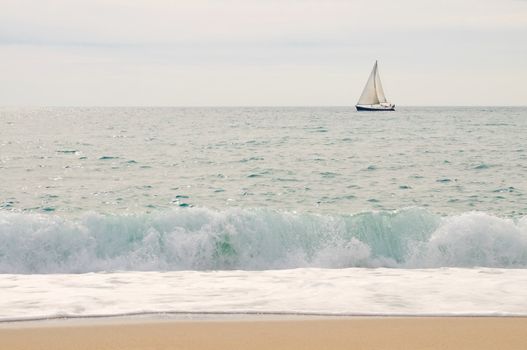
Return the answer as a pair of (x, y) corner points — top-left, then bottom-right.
(1, 0), (526, 106)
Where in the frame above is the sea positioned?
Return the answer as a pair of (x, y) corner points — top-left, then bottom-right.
(1, 106), (526, 321)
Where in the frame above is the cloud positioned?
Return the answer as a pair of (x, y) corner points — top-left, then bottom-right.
(2, 0), (526, 46)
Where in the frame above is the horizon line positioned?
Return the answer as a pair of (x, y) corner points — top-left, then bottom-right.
(1, 105), (526, 108)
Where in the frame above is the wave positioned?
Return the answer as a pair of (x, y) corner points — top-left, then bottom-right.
(0, 208), (526, 273)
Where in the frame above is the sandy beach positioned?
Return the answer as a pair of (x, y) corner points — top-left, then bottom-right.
(1, 317), (526, 350)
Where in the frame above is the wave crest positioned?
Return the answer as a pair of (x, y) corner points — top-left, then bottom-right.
(0, 208), (526, 273)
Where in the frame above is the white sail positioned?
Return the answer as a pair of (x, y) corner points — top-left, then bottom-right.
(374, 64), (387, 103)
(357, 61), (388, 105)
(357, 62), (379, 105)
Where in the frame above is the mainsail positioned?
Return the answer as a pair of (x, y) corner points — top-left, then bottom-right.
(357, 61), (387, 105)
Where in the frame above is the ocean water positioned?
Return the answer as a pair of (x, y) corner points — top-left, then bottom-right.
(1, 106), (526, 321)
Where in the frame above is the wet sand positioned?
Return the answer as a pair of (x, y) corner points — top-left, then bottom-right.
(1, 317), (526, 350)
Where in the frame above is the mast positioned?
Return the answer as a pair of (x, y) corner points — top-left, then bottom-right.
(373, 60), (378, 97)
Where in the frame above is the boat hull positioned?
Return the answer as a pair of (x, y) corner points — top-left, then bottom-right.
(356, 104), (395, 111)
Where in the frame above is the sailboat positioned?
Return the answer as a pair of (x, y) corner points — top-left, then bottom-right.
(356, 61), (395, 111)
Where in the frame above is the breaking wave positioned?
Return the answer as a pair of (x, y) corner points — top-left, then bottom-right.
(1, 208), (526, 273)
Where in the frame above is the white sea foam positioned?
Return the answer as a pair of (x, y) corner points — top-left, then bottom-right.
(0, 208), (526, 273)
(1, 268), (526, 321)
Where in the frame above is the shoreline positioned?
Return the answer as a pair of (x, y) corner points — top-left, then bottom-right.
(3, 313), (527, 325)
(2, 310), (526, 325)
(1, 316), (526, 350)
